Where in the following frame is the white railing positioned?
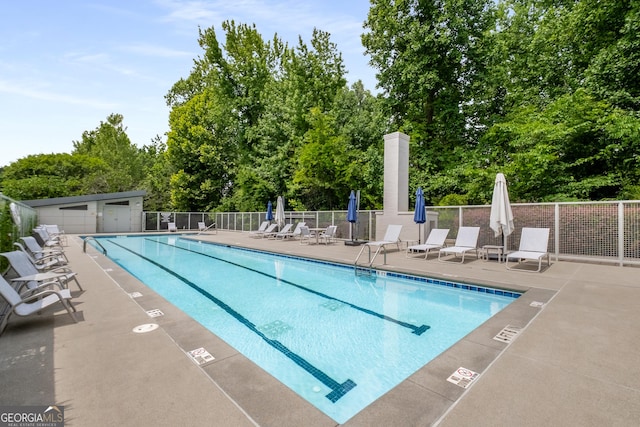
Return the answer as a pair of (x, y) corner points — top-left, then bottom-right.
(142, 200), (640, 266)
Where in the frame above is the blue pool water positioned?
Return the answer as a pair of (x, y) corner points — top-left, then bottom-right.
(89, 235), (519, 423)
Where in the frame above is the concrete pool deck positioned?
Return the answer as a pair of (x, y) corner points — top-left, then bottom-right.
(1, 231), (639, 426)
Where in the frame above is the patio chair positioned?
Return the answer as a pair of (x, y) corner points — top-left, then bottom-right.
(298, 226), (313, 245)
(355, 224), (403, 266)
(0, 275), (77, 335)
(168, 222), (177, 232)
(43, 224), (67, 246)
(506, 227), (551, 272)
(33, 227), (64, 249)
(438, 226), (480, 263)
(19, 236), (68, 265)
(406, 228), (450, 259)
(249, 221), (270, 238)
(14, 242), (67, 270)
(1, 250), (83, 292)
(318, 225), (337, 245)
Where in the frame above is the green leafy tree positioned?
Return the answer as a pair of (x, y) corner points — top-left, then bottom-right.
(0, 153), (109, 200)
(72, 113), (145, 193)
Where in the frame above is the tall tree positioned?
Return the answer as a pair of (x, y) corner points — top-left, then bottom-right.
(72, 113), (145, 193)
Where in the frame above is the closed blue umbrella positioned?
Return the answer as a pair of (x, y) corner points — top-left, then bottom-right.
(414, 187), (426, 243)
(266, 201), (274, 222)
(347, 190), (358, 242)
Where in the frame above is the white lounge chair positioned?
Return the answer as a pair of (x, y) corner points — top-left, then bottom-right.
(355, 224), (403, 266)
(257, 223), (278, 239)
(168, 222), (177, 232)
(438, 226), (480, 263)
(0, 275), (77, 335)
(506, 227), (551, 272)
(271, 223), (293, 239)
(406, 228), (450, 259)
(276, 222), (306, 240)
(249, 221), (270, 237)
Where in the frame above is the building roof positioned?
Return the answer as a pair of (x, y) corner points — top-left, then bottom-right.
(22, 190), (147, 207)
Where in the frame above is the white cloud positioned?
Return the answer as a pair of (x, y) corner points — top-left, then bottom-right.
(0, 79), (118, 109)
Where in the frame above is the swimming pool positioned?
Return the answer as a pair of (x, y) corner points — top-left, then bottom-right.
(89, 235), (520, 423)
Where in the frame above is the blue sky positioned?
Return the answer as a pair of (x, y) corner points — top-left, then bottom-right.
(0, 0), (377, 167)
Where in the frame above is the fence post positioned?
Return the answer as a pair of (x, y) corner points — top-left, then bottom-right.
(618, 202), (624, 266)
(554, 204), (560, 262)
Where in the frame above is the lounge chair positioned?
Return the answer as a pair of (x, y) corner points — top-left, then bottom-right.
(438, 226), (480, 263)
(1, 250), (83, 292)
(198, 222), (207, 231)
(43, 224), (67, 246)
(276, 222), (306, 240)
(0, 275), (77, 335)
(355, 224), (403, 266)
(506, 227), (551, 272)
(272, 223), (294, 239)
(14, 242), (67, 270)
(406, 228), (450, 259)
(20, 236), (68, 264)
(318, 225), (337, 245)
(33, 227), (64, 249)
(260, 223), (279, 238)
(168, 222), (177, 232)
(249, 221), (270, 237)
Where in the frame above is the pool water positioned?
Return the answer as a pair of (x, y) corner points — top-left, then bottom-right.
(91, 235), (519, 423)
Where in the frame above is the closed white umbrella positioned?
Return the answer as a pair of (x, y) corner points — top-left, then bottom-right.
(489, 173), (515, 247)
(275, 196), (285, 229)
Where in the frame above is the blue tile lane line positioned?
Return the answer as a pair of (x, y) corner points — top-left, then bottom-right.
(108, 239), (356, 403)
(152, 238), (431, 336)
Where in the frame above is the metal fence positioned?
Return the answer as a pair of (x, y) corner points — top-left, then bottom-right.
(142, 200), (640, 267)
(142, 210), (378, 242)
(429, 201), (640, 266)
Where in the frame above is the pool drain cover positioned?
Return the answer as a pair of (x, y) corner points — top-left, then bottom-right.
(320, 300), (344, 311)
(133, 323), (159, 333)
(257, 320), (292, 339)
(146, 309), (164, 318)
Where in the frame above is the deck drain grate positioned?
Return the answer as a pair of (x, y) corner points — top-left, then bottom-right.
(320, 300), (345, 311)
(447, 367), (479, 388)
(493, 325), (522, 343)
(257, 320), (292, 339)
(187, 347), (215, 365)
(129, 292), (143, 298)
(132, 323), (159, 333)
(146, 309), (164, 318)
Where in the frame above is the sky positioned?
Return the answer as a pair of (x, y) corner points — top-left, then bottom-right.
(0, 0), (377, 167)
